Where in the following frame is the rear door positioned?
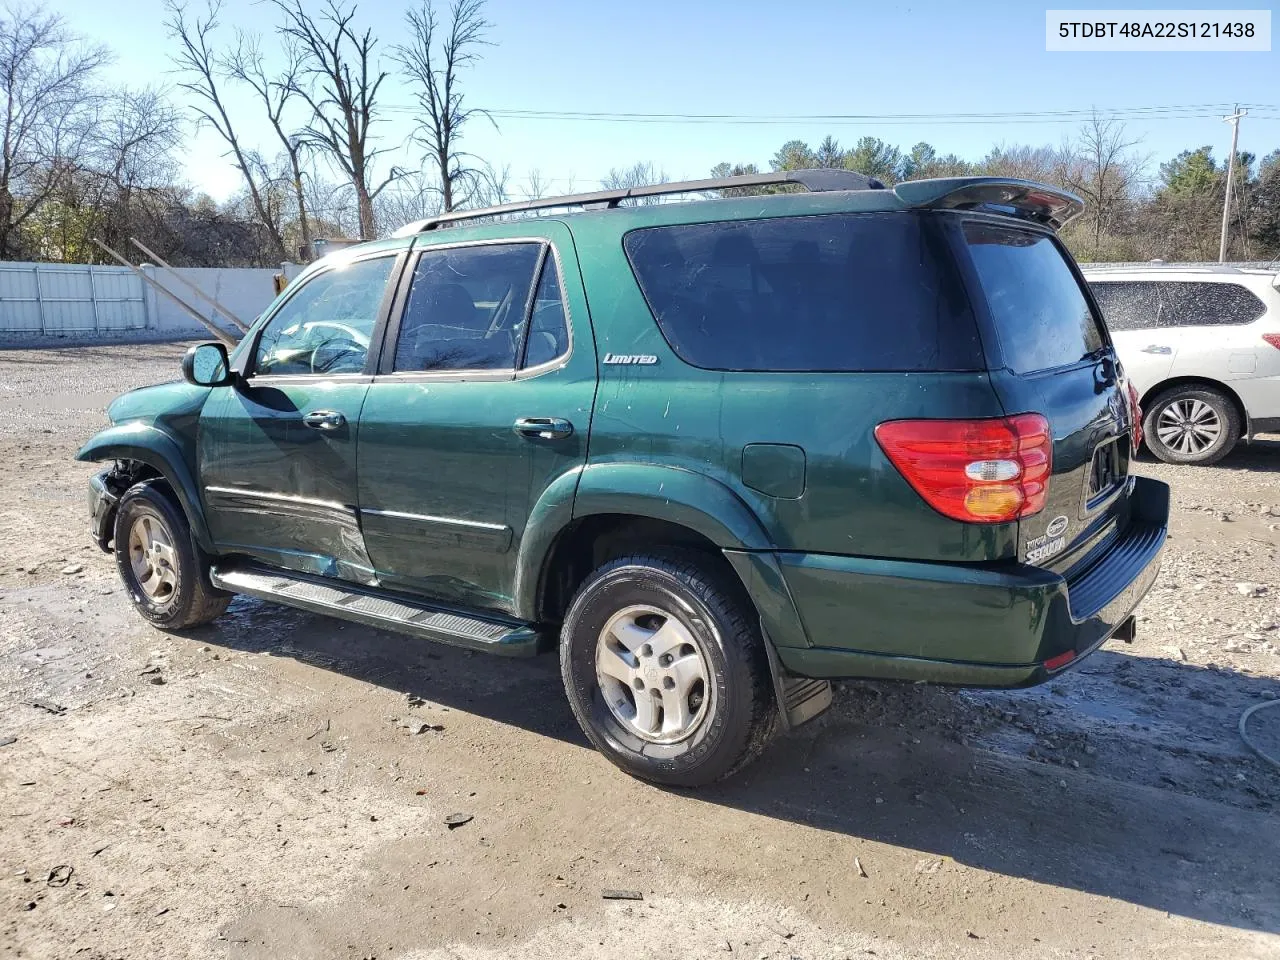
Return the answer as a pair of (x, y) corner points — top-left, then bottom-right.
(955, 218), (1135, 569)
(1162, 279), (1270, 384)
(1088, 279), (1178, 396)
(356, 224), (597, 615)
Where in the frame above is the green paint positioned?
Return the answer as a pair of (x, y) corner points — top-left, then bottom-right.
(77, 178), (1167, 687)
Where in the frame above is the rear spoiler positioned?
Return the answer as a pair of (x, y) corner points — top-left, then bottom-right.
(893, 177), (1084, 231)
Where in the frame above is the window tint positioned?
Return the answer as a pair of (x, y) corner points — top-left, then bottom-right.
(394, 244), (542, 372)
(1088, 281), (1163, 332)
(521, 259), (570, 368)
(623, 213), (981, 372)
(1159, 281), (1266, 327)
(962, 222), (1103, 374)
(253, 256), (394, 376)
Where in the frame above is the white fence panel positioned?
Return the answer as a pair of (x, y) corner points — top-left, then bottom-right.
(0, 262), (146, 334)
(0, 266), (42, 332)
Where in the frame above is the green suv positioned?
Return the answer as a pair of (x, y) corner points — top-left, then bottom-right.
(78, 169), (1168, 786)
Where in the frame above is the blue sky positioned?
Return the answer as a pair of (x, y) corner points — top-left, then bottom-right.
(54, 0), (1280, 199)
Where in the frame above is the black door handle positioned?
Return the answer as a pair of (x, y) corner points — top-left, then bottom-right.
(303, 410), (346, 431)
(514, 417), (573, 440)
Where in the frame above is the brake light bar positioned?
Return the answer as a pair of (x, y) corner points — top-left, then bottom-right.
(1263, 333), (1280, 350)
(874, 414), (1052, 524)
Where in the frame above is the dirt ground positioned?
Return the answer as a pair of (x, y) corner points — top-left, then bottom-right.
(2, 342), (1278, 960)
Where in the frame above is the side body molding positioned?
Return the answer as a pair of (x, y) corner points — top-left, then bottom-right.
(75, 422), (214, 550)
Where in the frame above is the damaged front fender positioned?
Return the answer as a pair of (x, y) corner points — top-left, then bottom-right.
(76, 422), (214, 551)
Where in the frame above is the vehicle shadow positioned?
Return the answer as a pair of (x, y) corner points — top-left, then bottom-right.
(192, 597), (1280, 935)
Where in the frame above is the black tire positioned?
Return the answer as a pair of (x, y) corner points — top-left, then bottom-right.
(113, 481), (230, 629)
(559, 551), (777, 787)
(1142, 385), (1241, 465)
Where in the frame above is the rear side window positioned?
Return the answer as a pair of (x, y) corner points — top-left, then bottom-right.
(1089, 281), (1163, 332)
(1160, 281), (1266, 327)
(521, 259), (570, 368)
(623, 213), (981, 372)
(394, 243), (542, 372)
(962, 222), (1104, 374)
(1090, 279), (1266, 330)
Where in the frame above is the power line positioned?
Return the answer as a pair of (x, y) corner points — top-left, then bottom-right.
(380, 102), (1280, 126)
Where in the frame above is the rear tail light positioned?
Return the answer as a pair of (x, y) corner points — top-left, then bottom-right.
(1125, 379), (1143, 449)
(874, 414), (1051, 524)
(1264, 333), (1280, 350)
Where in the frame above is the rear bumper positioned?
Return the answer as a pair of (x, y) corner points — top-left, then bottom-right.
(768, 476), (1169, 688)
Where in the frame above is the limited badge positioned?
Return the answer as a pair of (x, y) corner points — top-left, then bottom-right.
(602, 353), (658, 365)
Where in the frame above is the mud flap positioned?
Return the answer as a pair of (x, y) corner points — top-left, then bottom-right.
(762, 628), (833, 730)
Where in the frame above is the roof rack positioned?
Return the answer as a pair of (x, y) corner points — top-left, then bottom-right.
(392, 168), (886, 235)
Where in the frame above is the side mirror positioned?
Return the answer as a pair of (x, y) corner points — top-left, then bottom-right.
(182, 342), (234, 387)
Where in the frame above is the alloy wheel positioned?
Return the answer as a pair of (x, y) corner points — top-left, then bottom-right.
(1156, 398), (1222, 456)
(594, 604), (712, 744)
(128, 514), (179, 603)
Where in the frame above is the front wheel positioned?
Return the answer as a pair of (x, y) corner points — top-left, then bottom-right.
(113, 482), (231, 629)
(559, 552), (777, 787)
(1143, 386), (1241, 465)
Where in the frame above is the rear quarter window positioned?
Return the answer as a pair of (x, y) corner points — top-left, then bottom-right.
(962, 221), (1104, 374)
(622, 212), (981, 372)
(1159, 281), (1267, 327)
(1089, 279), (1266, 330)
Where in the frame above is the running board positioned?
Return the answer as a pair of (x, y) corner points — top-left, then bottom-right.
(209, 563), (542, 657)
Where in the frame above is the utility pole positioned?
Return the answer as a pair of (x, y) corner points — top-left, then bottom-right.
(1219, 105), (1247, 263)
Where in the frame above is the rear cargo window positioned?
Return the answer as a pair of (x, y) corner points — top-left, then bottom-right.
(623, 213), (981, 372)
(962, 222), (1104, 374)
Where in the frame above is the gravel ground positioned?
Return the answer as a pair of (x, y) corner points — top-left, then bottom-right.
(1, 342), (1278, 960)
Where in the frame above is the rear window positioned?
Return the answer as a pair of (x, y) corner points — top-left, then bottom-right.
(623, 213), (981, 372)
(962, 222), (1104, 374)
(1089, 279), (1266, 330)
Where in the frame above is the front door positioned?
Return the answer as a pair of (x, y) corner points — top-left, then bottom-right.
(357, 225), (597, 614)
(198, 251), (404, 582)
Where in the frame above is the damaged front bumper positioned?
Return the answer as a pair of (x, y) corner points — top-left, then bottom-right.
(87, 466), (122, 552)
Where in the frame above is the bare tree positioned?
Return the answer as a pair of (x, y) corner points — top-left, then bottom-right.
(164, 0), (288, 261)
(0, 2), (107, 258)
(373, 169), (441, 235)
(85, 86), (183, 256)
(1057, 112), (1145, 258)
(523, 168), (551, 200)
(274, 0), (398, 240)
(394, 0), (492, 213)
(601, 162), (669, 205)
(226, 33), (311, 258)
(979, 143), (1059, 183)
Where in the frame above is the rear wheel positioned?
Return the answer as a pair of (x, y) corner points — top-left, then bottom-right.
(559, 552), (777, 787)
(114, 482), (230, 629)
(1143, 386), (1241, 465)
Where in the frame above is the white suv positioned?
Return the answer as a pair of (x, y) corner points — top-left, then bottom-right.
(1083, 264), (1280, 465)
